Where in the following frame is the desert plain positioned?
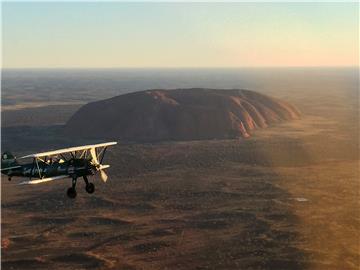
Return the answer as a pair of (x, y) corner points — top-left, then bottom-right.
(1, 68), (359, 270)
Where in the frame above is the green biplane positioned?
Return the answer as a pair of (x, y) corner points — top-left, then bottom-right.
(1, 142), (117, 199)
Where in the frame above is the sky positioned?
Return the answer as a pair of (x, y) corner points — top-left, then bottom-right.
(2, 2), (359, 68)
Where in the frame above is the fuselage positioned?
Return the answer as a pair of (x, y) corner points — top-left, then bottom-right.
(1, 158), (96, 179)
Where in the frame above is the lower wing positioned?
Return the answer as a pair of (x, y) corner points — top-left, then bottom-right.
(19, 175), (68, 185)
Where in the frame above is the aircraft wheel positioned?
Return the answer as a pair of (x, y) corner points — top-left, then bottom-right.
(67, 187), (77, 199)
(85, 183), (95, 194)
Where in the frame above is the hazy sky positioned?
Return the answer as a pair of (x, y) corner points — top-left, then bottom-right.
(2, 2), (359, 68)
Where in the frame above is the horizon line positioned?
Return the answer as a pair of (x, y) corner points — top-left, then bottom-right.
(2, 65), (359, 70)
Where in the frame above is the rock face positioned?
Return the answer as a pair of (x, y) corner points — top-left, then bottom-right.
(65, 89), (300, 142)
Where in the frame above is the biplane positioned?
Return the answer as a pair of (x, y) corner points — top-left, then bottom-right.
(1, 142), (117, 198)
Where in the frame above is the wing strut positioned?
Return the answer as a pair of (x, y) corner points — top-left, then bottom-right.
(35, 158), (42, 179)
(99, 147), (107, 164)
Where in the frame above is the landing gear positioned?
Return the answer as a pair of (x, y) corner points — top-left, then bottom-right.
(67, 176), (77, 199)
(66, 175), (95, 198)
(83, 176), (95, 194)
(85, 182), (95, 194)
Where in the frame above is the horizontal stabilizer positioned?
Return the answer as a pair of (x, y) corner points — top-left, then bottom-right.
(19, 175), (68, 185)
(1, 165), (22, 171)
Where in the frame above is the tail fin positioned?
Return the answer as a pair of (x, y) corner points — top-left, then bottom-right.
(1, 152), (19, 169)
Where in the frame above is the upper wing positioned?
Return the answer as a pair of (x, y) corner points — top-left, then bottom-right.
(18, 175), (68, 185)
(19, 142), (117, 159)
